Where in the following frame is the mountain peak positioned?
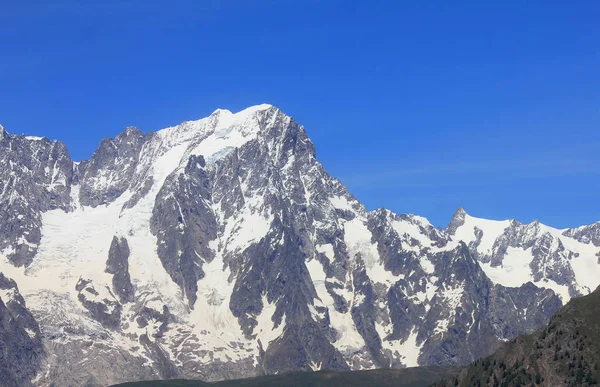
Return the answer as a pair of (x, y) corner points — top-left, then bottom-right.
(447, 207), (467, 234)
(206, 104), (278, 134)
(112, 126), (146, 144)
(124, 126), (143, 136)
(240, 103), (274, 113)
(211, 104), (274, 118)
(454, 207), (467, 217)
(0, 124), (6, 139)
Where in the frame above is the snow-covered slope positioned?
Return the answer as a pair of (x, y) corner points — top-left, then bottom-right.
(0, 106), (593, 386)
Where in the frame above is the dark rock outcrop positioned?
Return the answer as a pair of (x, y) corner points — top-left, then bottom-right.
(106, 236), (135, 303)
(0, 273), (43, 386)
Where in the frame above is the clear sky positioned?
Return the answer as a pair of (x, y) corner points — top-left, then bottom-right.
(1, 1), (599, 228)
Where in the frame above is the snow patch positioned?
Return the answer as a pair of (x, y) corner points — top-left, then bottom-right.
(316, 244), (335, 263)
(253, 295), (285, 347)
(479, 247), (534, 288)
(330, 195), (355, 212)
(420, 257), (435, 274)
(388, 328), (421, 367)
(222, 205), (273, 253)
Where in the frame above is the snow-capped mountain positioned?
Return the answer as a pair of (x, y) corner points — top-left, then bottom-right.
(448, 208), (600, 301)
(0, 106), (597, 386)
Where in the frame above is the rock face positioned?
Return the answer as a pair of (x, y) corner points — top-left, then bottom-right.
(106, 236), (135, 303)
(0, 132), (73, 267)
(75, 278), (122, 329)
(150, 155), (216, 309)
(79, 126), (146, 208)
(563, 222), (600, 247)
(436, 285), (600, 387)
(0, 105), (598, 386)
(0, 273), (43, 387)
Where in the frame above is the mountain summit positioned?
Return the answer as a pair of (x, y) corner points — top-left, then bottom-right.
(0, 106), (598, 386)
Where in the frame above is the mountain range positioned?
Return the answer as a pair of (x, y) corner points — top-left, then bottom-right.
(0, 105), (599, 386)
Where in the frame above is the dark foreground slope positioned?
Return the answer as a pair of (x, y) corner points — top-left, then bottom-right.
(435, 286), (600, 387)
(114, 367), (458, 387)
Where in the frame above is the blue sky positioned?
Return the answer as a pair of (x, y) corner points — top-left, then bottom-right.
(1, 1), (599, 228)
